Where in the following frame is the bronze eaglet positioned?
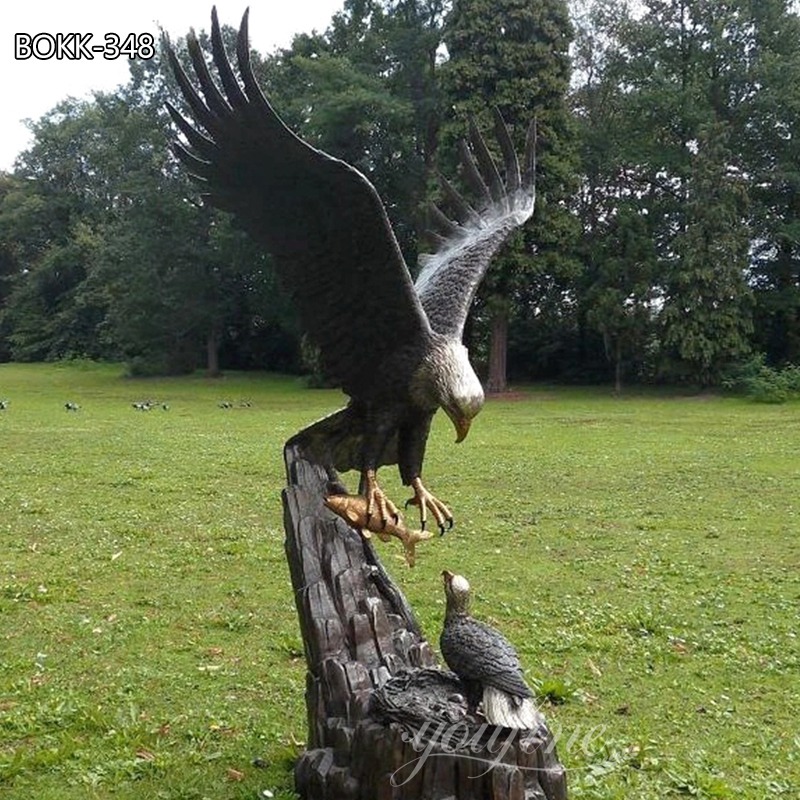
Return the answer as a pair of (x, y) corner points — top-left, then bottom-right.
(441, 570), (542, 730)
(164, 8), (536, 533)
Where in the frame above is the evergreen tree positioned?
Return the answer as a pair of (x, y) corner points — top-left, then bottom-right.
(585, 209), (657, 391)
(660, 123), (752, 384)
(441, 0), (577, 392)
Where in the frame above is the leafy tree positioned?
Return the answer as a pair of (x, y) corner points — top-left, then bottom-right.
(265, 0), (446, 262)
(617, 0), (758, 384)
(0, 174), (18, 360)
(571, 0), (654, 387)
(741, 0), (800, 366)
(571, 0), (763, 386)
(0, 98), (123, 361)
(0, 31), (304, 376)
(382, 0), (447, 170)
(93, 185), (203, 375)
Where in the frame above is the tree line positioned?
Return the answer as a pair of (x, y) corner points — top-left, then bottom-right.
(0, 0), (798, 392)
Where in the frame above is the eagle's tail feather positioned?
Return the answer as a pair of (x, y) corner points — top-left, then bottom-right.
(482, 686), (542, 730)
(288, 406), (399, 476)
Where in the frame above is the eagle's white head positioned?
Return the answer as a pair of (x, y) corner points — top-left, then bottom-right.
(412, 340), (485, 442)
(442, 569), (471, 616)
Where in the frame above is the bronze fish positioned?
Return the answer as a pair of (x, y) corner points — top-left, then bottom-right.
(324, 493), (434, 567)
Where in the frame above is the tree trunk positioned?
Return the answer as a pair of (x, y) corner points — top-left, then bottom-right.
(283, 440), (568, 799)
(206, 325), (221, 378)
(487, 310), (509, 395)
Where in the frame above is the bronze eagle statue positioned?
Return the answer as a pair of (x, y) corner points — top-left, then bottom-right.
(441, 570), (542, 729)
(165, 8), (536, 532)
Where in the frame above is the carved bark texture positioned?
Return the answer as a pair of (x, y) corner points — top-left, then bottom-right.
(283, 441), (568, 799)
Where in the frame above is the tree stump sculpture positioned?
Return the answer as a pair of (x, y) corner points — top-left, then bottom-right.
(283, 441), (569, 799)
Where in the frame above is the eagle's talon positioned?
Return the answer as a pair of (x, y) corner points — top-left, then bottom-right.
(363, 469), (400, 529)
(408, 477), (453, 532)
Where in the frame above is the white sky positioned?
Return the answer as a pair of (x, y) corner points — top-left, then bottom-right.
(1, 1), (345, 171)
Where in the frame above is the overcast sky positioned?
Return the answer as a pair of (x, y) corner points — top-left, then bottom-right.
(1, 1), (345, 171)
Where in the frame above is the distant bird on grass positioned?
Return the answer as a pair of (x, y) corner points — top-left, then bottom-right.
(64, 402), (80, 412)
(440, 570), (542, 730)
(0, 400), (8, 411)
(133, 400), (169, 411)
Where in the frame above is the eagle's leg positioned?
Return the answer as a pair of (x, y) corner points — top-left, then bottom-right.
(405, 477), (454, 535)
(464, 680), (483, 718)
(360, 468), (400, 529)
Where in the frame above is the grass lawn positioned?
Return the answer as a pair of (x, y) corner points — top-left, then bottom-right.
(0, 361), (798, 799)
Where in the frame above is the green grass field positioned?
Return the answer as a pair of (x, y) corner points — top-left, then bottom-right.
(1, 362), (798, 799)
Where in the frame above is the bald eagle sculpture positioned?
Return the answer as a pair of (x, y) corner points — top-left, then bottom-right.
(165, 8), (536, 532)
(441, 570), (542, 730)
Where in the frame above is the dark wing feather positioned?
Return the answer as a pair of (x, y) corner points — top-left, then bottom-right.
(415, 111), (536, 340)
(165, 9), (430, 397)
(441, 616), (533, 699)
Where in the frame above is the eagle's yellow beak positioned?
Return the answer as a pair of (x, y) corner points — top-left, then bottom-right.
(445, 411), (471, 443)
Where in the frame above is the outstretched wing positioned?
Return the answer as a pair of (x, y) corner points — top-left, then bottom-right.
(164, 9), (430, 396)
(415, 112), (536, 340)
(441, 617), (533, 699)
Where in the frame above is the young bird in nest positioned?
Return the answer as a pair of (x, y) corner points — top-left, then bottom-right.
(440, 570), (542, 729)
